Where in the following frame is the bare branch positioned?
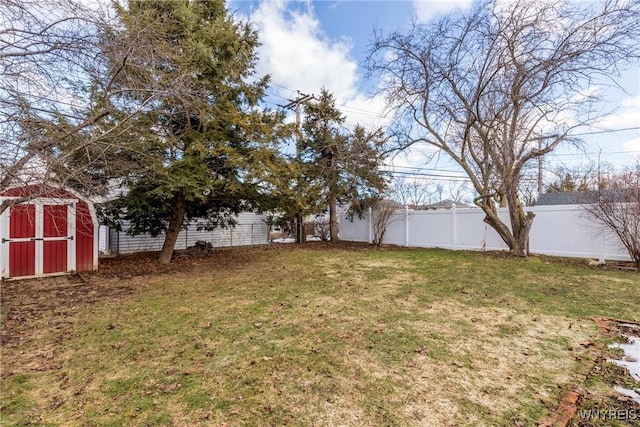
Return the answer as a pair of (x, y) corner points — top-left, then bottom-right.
(367, 0), (640, 256)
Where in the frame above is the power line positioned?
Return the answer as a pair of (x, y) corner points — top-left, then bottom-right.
(269, 81), (640, 136)
(385, 170), (471, 181)
(385, 164), (469, 174)
(264, 90), (291, 102)
(571, 126), (640, 136)
(548, 150), (640, 158)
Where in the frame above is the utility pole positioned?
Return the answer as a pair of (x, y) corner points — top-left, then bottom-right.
(283, 91), (313, 160)
(282, 91), (314, 244)
(538, 139), (543, 195)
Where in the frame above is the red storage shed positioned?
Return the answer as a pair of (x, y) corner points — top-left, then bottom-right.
(1, 185), (98, 279)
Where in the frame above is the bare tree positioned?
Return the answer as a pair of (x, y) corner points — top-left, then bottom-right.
(368, 0), (640, 256)
(582, 168), (640, 272)
(1, 1), (95, 195)
(371, 199), (401, 247)
(0, 1), (151, 213)
(546, 161), (615, 194)
(391, 177), (438, 207)
(445, 181), (472, 205)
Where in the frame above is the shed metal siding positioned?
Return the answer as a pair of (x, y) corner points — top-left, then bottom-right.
(1, 185), (98, 278)
(43, 204), (68, 274)
(8, 204), (36, 277)
(75, 202), (95, 272)
(108, 212), (269, 255)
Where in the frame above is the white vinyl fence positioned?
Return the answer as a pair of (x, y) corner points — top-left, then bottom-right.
(101, 212), (268, 255)
(339, 204), (632, 262)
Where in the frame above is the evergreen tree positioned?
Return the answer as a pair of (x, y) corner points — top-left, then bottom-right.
(300, 89), (387, 241)
(100, 0), (286, 263)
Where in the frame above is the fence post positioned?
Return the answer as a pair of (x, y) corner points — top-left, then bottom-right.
(599, 233), (606, 264)
(368, 206), (373, 244)
(404, 205), (409, 247)
(451, 203), (457, 249)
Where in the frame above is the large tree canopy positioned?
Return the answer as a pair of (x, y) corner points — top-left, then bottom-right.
(100, 0), (288, 264)
(368, 0), (640, 256)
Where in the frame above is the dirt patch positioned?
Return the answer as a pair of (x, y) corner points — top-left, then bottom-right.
(0, 246), (275, 351)
(95, 245), (272, 278)
(0, 275), (134, 350)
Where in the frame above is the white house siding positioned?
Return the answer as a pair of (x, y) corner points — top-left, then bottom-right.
(105, 212), (268, 255)
(99, 224), (109, 253)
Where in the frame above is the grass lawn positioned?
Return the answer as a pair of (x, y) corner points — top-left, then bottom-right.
(1, 243), (639, 426)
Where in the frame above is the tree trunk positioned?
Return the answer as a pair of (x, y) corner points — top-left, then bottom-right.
(329, 195), (339, 242)
(505, 189), (535, 257)
(481, 206), (517, 252)
(295, 212), (306, 244)
(477, 195), (533, 257)
(158, 195), (186, 264)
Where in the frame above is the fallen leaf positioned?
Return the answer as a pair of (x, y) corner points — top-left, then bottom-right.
(164, 383), (181, 393)
(414, 346), (427, 355)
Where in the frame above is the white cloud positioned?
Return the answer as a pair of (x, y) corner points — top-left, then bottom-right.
(623, 136), (640, 154)
(413, 0), (474, 22)
(595, 94), (640, 130)
(245, 0), (391, 130)
(248, 1), (357, 101)
(340, 93), (391, 130)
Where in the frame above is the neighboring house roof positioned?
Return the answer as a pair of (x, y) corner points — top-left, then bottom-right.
(418, 199), (474, 209)
(536, 192), (597, 205)
(380, 199), (404, 208)
(536, 189), (638, 206)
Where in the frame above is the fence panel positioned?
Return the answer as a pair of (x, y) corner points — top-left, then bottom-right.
(104, 213), (268, 255)
(340, 205), (631, 261)
(382, 210), (407, 246)
(338, 212), (370, 242)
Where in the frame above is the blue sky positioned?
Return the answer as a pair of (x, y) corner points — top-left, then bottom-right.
(230, 0), (640, 187)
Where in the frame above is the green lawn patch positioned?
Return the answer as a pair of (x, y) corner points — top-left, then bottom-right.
(1, 244), (638, 426)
